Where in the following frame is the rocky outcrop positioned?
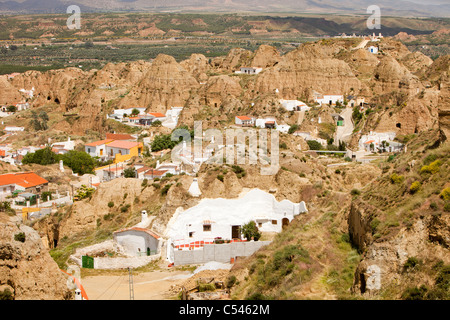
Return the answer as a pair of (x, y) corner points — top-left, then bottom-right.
(253, 42), (362, 100)
(0, 213), (71, 300)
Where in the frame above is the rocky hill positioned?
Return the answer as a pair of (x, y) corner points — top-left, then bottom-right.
(0, 212), (72, 300)
(1, 37), (447, 139)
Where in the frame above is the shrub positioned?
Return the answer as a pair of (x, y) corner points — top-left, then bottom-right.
(423, 153), (437, 165)
(430, 202), (438, 210)
(444, 202), (450, 212)
(350, 189), (361, 196)
(403, 257), (422, 272)
(120, 204), (130, 213)
(334, 169), (341, 174)
(217, 174), (224, 182)
(41, 191), (52, 201)
(160, 184), (172, 196)
(402, 285), (428, 300)
(14, 232), (25, 242)
(280, 142), (287, 149)
(0, 288), (13, 300)
(198, 283), (216, 292)
(107, 201), (114, 208)
(123, 167), (136, 178)
(152, 183), (160, 189)
(226, 275), (237, 288)
(141, 179), (148, 188)
(440, 187), (450, 201)
(420, 160), (442, 175)
(390, 173), (404, 184)
(307, 140), (323, 150)
(409, 181), (421, 194)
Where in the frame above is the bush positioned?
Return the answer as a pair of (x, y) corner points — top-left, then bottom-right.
(0, 288), (13, 300)
(440, 187), (450, 201)
(160, 184), (172, 196)
(123, 167), (136, 178)
(107, 201), (114, 208)
(444, 202), (450, 212)
(152, 183), (160, 189)
(307, 140), (323, 150)
(226, 275), (237, 289)
(217, 174), (224, 182)
(198, 283), (216, 292)
(402, 285), (428, 300)
(120, 204), (130, 213)
(403, 257), (422, 272)
(41, 191), (52, 201)
(14, 232), (25, 242)
(350, 189), (361, 196)
(409, 181), (421, 194)
(420, 160), (442, 175)
(390, 173), (404, 184)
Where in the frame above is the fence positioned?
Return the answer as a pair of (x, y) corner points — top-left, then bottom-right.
(173, 241), (271, 266)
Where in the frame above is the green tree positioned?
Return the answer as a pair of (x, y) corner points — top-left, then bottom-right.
(22, 147), (59, 165)
(131, 108), (140, 116)
(61, 150), (95, 175)
(241, 221), (261, 241)
(123, 167), (136, 178)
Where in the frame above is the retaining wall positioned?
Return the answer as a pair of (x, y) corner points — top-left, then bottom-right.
(173, 241), (271, 266)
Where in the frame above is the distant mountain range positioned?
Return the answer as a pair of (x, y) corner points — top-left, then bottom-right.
(0, 0), (449, 17)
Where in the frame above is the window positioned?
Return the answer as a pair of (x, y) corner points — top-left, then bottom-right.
(189, 232), (194, 238)
(203, 224), (211, 232)
(258, 222), (262, 228)
(272, 220), (277, 225)
(87, 148), (91, 153)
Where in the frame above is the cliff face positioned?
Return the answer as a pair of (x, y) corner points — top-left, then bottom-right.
(253, 42), (362, 100)
(0, 213), (71, 300)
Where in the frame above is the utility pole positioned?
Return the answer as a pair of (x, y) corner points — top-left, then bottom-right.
(128, 267), (134, 300)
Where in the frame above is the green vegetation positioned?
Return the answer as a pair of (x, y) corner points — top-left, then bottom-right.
(409, 181), (421, 194)
(75, 185), (95, 200)
(14, 232), (26, 243)
(389, 173), (405, 184)
(241, 221), (261, 241)
(123, 167), (136, 178)
(0, 288), (13, 300)
(22, 147), (95, 175)
(306, 140), (323, 150)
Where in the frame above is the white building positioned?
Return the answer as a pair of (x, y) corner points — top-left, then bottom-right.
(235, 116), (254, 127)
(235, 67), (263, 75)
(276, 124), (290, 134)
(162, 107), (183, 129)
(51, 137), (75, 154)
(255, 117), (277, 129)
(279, 100), (311, 112)
(113, 227), (160, 257)
(165, 189), (307, 258)
(4, 126), (25, 134)
(358, 131), (402, 152)
(314, 94), (344, 106)
(107, 107), (147, 120)
(368, 46), (379, 54)
(85, 139), (113, 159)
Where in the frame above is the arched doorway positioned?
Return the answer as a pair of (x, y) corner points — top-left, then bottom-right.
(282, 218), (290, 229)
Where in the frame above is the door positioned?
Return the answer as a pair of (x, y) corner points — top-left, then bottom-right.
(282, 218), (290, 229)
(232, 225), (241, 239)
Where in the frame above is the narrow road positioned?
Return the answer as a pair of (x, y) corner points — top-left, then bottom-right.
(353, 39), (369, 50)
(334, 107), (354, 146)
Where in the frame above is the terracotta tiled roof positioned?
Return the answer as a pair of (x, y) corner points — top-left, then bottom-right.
(105, 133), (134, 140)
(143, 169), (168, 177)
(236, 116), (252, 121)
(0, 172), (48, 188)
(85, 139), (114, 147)
(106, 140), (141, 150)
(148, 112), (166, 118)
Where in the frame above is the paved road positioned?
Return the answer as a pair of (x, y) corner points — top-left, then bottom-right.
(335, 107), (354, 145)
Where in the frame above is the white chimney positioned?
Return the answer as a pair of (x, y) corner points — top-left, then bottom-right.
(75, 289), (82, 300)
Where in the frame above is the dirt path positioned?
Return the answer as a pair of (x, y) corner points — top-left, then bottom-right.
(81, 269), (193, 300)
